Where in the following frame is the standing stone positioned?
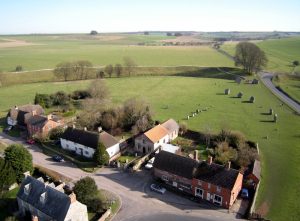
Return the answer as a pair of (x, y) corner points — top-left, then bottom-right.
(237, 92), (243, 98)
(274, 114), (278, 123)
(250, 96), (255, 103)
(225, 89), (230, 95)
(269, 108), (273, 115)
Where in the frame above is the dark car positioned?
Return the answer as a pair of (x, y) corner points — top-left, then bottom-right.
(26, 139), (35, 145)
(52, 155), (64, 162)
(241, 188), (249, 199)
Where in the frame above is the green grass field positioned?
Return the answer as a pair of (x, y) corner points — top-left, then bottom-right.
(0, 76), (299, 220)
(275, 76), (300, 102)
(0, 34), (233, 71)
(221, 37), (300, 73)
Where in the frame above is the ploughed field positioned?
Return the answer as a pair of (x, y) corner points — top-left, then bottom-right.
(0, 76), (299, 221)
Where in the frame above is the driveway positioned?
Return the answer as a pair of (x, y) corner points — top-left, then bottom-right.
(0, 132), (243, 221)
(259, 72), (300, 114)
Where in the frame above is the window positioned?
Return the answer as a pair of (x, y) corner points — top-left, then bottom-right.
(66, 144), (69, 148)
(195, 187), (204, 198)
(198, 181), (202, 186)
(213, 194), (222, 206)
(143, 139), (145, 144)
(84, 151), (89, 155)
(24, 184), (31, 195)
(208, 183), (211, 189)
(138, 144), (141, 149)
(162, 175), (169, 182)
(181, 184), (191, 190)
(216, 186), (221, 193)
(40, 192), (46, 204)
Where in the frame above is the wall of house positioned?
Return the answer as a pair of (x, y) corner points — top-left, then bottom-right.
(27, 120), (60, 138)
(229, 173), (243, 207)
(64, 201), (88, 221)
(17, 198), (52, 221)
(60, 138), (95, 158)
(7, 117), (17, 126)
(168, 129), (178, 141)
(154, 168), (193, 194)
(135, 134), (169, 154)
(106, 143), (120, 158)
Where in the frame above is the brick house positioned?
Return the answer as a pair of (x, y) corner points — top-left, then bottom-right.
(27, 114), (63, 138)
(153, 151), (243, 209)
(134, 119), (179, 154)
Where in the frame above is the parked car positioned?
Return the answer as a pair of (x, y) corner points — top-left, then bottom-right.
(4, 126), (13, 133)
(52, 155), (64, 162)
(26, 139), (35, 145)
(150, 184), (166, 194)
(241, 188), (249, 199)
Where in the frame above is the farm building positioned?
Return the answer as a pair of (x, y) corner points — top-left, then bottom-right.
(153, 151), (243, 209)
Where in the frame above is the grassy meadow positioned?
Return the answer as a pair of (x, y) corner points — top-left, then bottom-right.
(0, 76), (299, 220)
(221, 37), (300, 73)
(0, 34), (233, 71)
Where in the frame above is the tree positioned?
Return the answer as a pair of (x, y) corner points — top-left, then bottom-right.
(93, 143), (109, 166)
(166, 32), (173, 36)
(214, 142), (238, 165)
(90, 30), (98, 35)
(174, 32), (182, 37)
(54, 62), (73, 81)
(144, 31), (149, 35)
(4, 144), (33, 183)
(88, 79), (110, 101)
(115, 64), (123, 77)
(77, 60), (93, 79)
(131, 115), (153, 135)
(97, 70), (105, 79)
(49, 126), (65, 140)
(73, 177), (98, 205)
(235, 42), (268, 74)
(104, 64), (114, 78)
(51, 91), (69, 106)
(0, 160), (17, 195)
(179, 122), (188, 135)
(292, 60), (299, 74)
(123, 57), (137, 77)
(15, 65), (23, 72)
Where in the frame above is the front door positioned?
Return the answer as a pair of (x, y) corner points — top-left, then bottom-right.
(143, 147), (146, 153)
(206, 192), (211, 201)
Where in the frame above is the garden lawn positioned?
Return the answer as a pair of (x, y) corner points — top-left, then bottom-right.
(0, 76), (299, 220)
(276, 77), (300, 103)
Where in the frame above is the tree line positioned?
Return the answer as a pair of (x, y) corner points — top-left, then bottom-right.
(54, 57), (137, 81)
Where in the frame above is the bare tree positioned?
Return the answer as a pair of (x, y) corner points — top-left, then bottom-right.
(179, 122), (187, 135)
(54, 62), (73, 81)
(88, 79), (110, 101)
(115, 64), (123, 78)
(77, 60), (93, 79)
(123, 57), (137, 77)
(104, 64), (114, 78)
(235, 42), (268, 74)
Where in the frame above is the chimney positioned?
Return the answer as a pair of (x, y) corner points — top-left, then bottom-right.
(24, 171), (30, 178)
(207, 156), (213, 165)
(69, 192), (77, 203)
(98, 127), (102, 133)
(32, 216), (38, 221)
(32, 110), (37, 116)
(47, 114), (52, 120)
(194, 150), (199, 161)
(84, 127), (87, 131)
(72, 124), (76, 129)
(15, 105), (18, 110)
(226, 161), (231, 170)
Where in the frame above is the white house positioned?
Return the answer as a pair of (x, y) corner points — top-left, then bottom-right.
(161, 118), (179, 140)
(60, 127), (120, 159)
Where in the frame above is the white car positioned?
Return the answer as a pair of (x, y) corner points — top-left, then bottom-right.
(150, 184), (166, 194)
(145, 157), (155, 169)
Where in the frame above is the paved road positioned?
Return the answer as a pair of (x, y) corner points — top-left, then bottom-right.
(0, 133), (242, 221)
(259, 72), (300, 114)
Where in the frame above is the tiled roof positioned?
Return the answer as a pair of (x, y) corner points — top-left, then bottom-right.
(144, 125), (169, 143)
(17, 176), (71, 221)
(153, 151), (198, 179)
(154, 151), (241, 190)
(251, 160), (261, 180)
(61, 127), (99, 149)
(27, 115), (48, 128)
(8, 104), (44, 126)
(161, 119), (179, 134)
(100, 131), (119, 149)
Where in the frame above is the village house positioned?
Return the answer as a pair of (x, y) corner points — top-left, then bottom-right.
(17, 174), (88, 221)
(153, 151), (243, 209)
(7, 104), (44, 127)
(134, 119), (179, 154)
(60, 127), (120, 160)
(27, 114), (63, 138)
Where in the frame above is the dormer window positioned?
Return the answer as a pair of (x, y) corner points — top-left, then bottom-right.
(24, 184), (31, 195)
(40, 192), (47, 204)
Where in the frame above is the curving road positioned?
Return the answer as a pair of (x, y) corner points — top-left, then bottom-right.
(259, 72), (300, 114)
(0, 132), (242, 221)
